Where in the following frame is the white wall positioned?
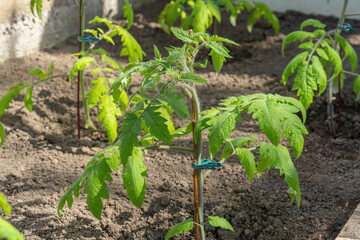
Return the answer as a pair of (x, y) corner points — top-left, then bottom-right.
(261, 0), (360, 19)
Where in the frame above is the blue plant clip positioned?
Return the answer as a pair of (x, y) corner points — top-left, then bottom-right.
(192, 159), (222, 171)
(77, 35), (100, 43)
(211, 0), (223, 7)
(337, 23), (356, 33)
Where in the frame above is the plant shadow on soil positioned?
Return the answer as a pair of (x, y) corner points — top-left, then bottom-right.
(0, 1), (360, 240)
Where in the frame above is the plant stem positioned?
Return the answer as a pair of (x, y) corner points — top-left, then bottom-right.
(78, 0), (96, 137)
(144, 145), (193, 152)
(327, 0), (348, 135)
(345, 12), (360, 17)
(341, 70), (360, 77)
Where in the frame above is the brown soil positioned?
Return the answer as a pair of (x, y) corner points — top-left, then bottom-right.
(1, 1), (360, 239)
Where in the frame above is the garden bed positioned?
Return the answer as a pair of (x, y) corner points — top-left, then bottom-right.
(0, 1), (359, 239)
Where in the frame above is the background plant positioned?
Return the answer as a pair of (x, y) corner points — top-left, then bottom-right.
(0, 193), (24, 240)
(159, 0), (279, 34)
(58, 29), (307, 239)
(282, 0), (359, 135)
(0, 1), (143, 147)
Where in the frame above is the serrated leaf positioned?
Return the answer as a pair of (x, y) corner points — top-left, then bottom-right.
(154, 45), (162, 59)
(113, 26), (145, 62)
(220, 137), (255, 159)
(208, 216), (234, 232)
(192, 0), (211, 32)
(122, 147), (148, 208)
(298, 41), (313, 49)
(282, 31), (314, 56)
(259, 143), (301, 207)
(89, 16), (112, 28)
(161, 89), (190, 118)
(0, 193), (11, 216)
(171, 28), (195, 43)
(300, 19), (326, 30)
(157, 102), (176, 133)
(123, 0), (133, 30)
(98, 94), (122, 143)
(0, 122), (4, 147)
(206, 0), (221, 22)
(110, 65), (140, 92)
(206, 41), (232, 58)
(180, 73), (208, 83)
(87, 77), (108, 108)
(58, 150), (115, 220)
(172, 122), (193, 138)
(143, 106), (172, 144)
(208, 111), (238, 157)
(311, 55), (327, 95)
(195, 108), (220, 143)
(69, 57), (96, 83)
(106, 151), (120, 172)
(29, 68), (46, 80)
(248, 98), (283, 146)
(282, 52), (308, 85)
(24, 86), (34, 112)
(165, 218), (194, 240)
(141, 134), (154, 147)
(119, 113), (141, 165)
(0, 217), (24, 240)
(0, 83), (25, 117)
(316, 48), (329, 61)
(324, 43), (342, 77)
(250, 3), (280, 35)
(335, 33), (358, 72)
(210, 50), (225, 74)
(101, 55), (122, 71)
(236, 148), (255, 181)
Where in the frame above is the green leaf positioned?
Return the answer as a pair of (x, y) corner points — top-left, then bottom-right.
(195, 108), (220, 143)
(300, 19), (326, 30)
(206, 41), (232, 58)
(282, 52), (308, 85)
(143, 106), (172, 144)
(22, 86), (33, 112)
(251, 3), (280, 35)
(324, 43), (342, 77)
(98, 94), (122, 143)
(30, 0), (44, 20)
(236, 148), (255, 181)
(206, 0), (221, 22)
(165, 218), (194, 240)
(122, 147), (148, 208)
(180, 73), (208, 83)
(87, 77), (108, 108)
(154, 45), (162, 59)
(311, 55), (327, 95)
(259, 143), (301, 207)
(0, 193), (11, 216)
(123, 0), (133, 30)
(58, 149), (116, 220)
(29, 68), (46, 80)
(172, 123), (193, 138)
(69, 57), (96, 83)
(208, 216), (234, 232)
(282, 31), (314, 56)
(316, 48), (329, 61)
(210, 50), (226, 74)
(208, 111), (238, 157)
(119, 113), (142, 165)
(192, 0), (211, 33)
(161, 89), (190, 118)
(354, 76), (360, 101)
(0, 83), (25, 117)
(0, 122), (4, 147)
(220, 136), (255, 159)
(89, 16), (112, 28)
(248, 98), (283, 146)
(101, 54), (122, 71)
(113, 26), (145, 62)
(335, 33), (358, 72)
(141, 134), (154, 147)
(171, 28), (195, 43)
(0, 217), (24, 240)
(110, 64), (140, 92)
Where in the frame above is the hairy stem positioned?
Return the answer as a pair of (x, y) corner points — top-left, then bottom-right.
(144, 145), (193, 152)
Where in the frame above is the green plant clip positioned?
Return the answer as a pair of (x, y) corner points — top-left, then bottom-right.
(337, 23), (356, 33)
(77, 35), (100, 43)
(192, 159), (222, 170)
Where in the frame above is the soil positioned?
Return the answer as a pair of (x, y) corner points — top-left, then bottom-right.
(1, 1), (360, 239)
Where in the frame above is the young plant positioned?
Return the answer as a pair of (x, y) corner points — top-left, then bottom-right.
(282, 0), (358, 135)
(58, 29), (307, 239)
(0, 193), (24, 240)
(0, 1), (143, 147)
(159, 0), (279, 35)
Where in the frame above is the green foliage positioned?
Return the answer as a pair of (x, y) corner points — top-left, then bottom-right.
(354, 76), (360, 101)
(58, 146), (119, 219)
(159, 0), (279, 34)
(165, 218), (194, 240)
(282, 19), (358, 109)
(0, 122), (4, 147)
(30, 0), (50, 19)
(123, 0), (133, 30)
(0, 193), (24, 240)
(208, 216), (234, 232)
